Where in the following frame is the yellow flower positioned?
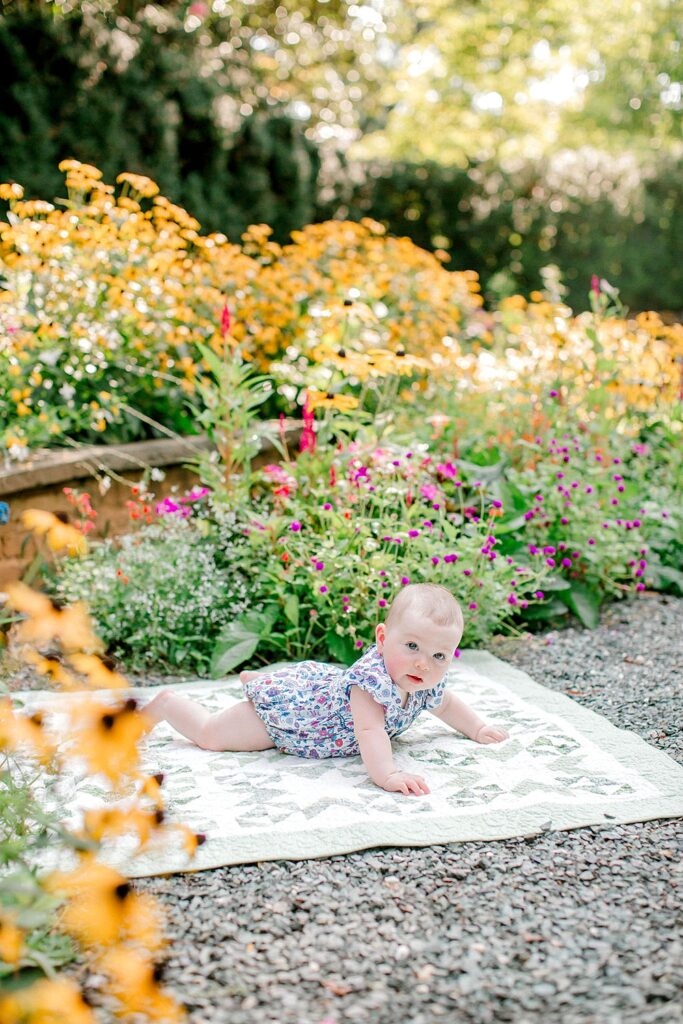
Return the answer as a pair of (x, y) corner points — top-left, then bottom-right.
(24, 650), (79, 690)
(0, 914), (24, 964)
(0, 696), (56, 762)
(306, 390), (359, 412)
(99, 947), (184, 1021)
(68, 653), (128, 690)
(0, 978), (96, 1024)
(117, 172), (160, 198)
(0, 182), (24, 200)
(58, 159), (102, 177)
(46, 861), (142, 946)
(21, 508), (88, 555)
(68, 696), (148, 783)
(6, 582), (103, 654)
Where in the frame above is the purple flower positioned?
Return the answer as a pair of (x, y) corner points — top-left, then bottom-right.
(546, 558), (556, 567)
(453, 650), (461, 658)
(444, 553), (458, 563)
(431, 556), (440, 565)
(468, 602), (478, 610)
(491, 500), (503, 509)
(463, 569), (472, 576)
(561, 557), (572, 568)
(408, 529), (420, 537)
(356, 640), (364, 648)
(323, 503), (332, 510)
(401, 576), (410, 585)
(549, 390), (558, 398)
(378, 599), (387, 607)
(535, 591), (544, 600)
(314, 561), (324, 570)
(290, 520), (302, 531)
(319, 585), (328, 593)
(507, 594), (518, 605)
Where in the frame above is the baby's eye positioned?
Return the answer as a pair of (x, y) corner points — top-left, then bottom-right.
(406, 641), (418, 651)
(433, 652), (445, 661)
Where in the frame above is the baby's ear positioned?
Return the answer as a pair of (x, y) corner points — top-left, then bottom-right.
(375, 622), (385, 650)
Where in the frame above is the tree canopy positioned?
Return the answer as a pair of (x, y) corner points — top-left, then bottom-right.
(4, 0), (680, 164)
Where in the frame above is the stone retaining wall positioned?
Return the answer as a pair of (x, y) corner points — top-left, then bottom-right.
(0, 429), (297, 587)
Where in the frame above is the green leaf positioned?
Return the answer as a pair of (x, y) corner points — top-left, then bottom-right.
(558, 582), (602, 629)
(325, 630), (357, 665)
(649, 562), (683, 595)
(521, 597), (570, 621)
(210, 624), (260, 677)
(283, 594), (300, 627)
(539, 575), (571, 592)
(493, 513), (529, 535)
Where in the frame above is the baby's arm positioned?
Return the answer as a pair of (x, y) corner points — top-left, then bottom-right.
(349, 686), (429, 795)
(430, 691), (508, 743)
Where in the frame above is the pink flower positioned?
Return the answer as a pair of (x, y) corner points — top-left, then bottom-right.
(300, 393), (317, 454)
(220, 302), (231, 337)
(419, 483), (440, 502)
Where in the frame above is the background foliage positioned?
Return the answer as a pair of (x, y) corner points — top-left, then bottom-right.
(0, 1), (680, 312)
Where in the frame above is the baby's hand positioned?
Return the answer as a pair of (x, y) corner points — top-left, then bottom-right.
(382, 771), (430, 796)
(475, 723), (509, 744)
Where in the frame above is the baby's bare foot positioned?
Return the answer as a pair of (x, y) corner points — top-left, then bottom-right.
(142, 689), (171, 725)
(240, 670), (259, 684)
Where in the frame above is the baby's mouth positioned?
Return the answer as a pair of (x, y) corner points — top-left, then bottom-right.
(406, 674), (422, 684)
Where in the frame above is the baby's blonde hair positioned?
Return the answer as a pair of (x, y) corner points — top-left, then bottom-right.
(385, 583), (464, 632)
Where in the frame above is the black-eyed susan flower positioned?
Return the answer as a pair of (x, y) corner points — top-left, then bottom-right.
(0, 978), (96, 1024)
(0, 697), (56, 762)
(21, 508), (87, 555)
(98, 947), (184, 1021)
(67, 653), (128, 690)
(67, 697), (147, 784)
(306, 390), (359, 412)
(0, 913), (24, 965)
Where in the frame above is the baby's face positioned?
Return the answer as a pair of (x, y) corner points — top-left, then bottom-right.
(376, 611), (462, 697)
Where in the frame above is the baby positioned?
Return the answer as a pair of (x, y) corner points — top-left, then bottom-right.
(144, 583), (508, 796)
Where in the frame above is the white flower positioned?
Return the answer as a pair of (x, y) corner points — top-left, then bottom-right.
(98, 475), (112, 495)
(59, 383), (76, 400)
(150, 467), (166, 481)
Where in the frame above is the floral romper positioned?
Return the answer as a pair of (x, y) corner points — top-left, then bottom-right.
(242, 644), (446, 759)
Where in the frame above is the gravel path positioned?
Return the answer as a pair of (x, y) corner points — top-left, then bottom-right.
(117, 593), (682, 1024)
(7, 593), (680, 1022)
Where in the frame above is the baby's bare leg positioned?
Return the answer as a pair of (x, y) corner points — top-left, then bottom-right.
(143, 690), (274, 752)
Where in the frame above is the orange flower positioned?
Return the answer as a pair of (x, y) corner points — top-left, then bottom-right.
(0, 978), (96, 1024)
(0, 697), (56, 762)
(46, 861), (150, 947)
(6, 583), (103, 654)
(98, 947), (184, 1021)
(21, 508), (88, 556)
(68, 653), (128, 690)
(0, 913), (24, 965)
(67, 697), (148, 784)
